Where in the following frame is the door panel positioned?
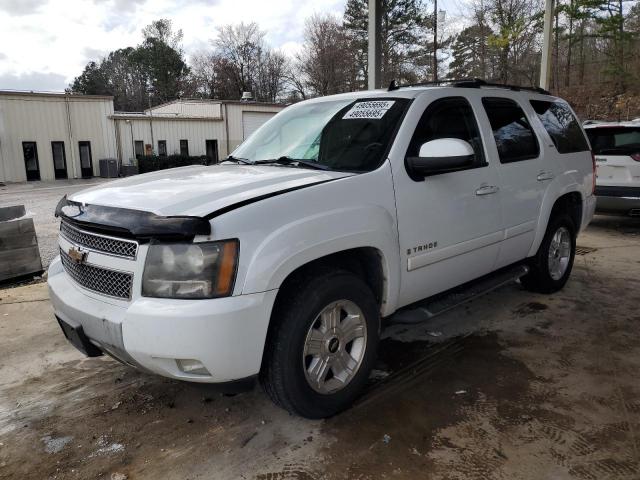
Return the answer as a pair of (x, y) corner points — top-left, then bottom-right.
(477, 97), (549, 268)
(392, 94), (504, 308)
(79, 141), (93, 178)
(51, 142), (67, 179)
(206, 139), (218, 164)
(22, 142), (40, 181)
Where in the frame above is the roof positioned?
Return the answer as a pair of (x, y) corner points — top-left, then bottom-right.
(0, 89), (113, 100)
(144, 97), (285, 113)
(301, 84), (556, 106)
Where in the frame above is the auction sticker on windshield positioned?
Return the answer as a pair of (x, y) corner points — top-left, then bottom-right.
(343, 100), (395, 120)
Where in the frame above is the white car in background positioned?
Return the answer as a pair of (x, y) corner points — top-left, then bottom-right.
(585, 121), (640, 216)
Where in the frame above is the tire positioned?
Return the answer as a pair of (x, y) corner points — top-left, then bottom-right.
(520, 213), (576, 294)
(260, 268), (380, 419)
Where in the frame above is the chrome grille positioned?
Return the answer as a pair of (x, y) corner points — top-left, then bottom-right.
(60, 221), (137, 259)
(60, 249), (133, 299)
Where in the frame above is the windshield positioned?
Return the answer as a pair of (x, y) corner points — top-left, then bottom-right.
(586, 127), (640, 155)
(231, 98), (410, 172)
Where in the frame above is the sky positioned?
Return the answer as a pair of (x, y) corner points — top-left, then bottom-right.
(0, 0), (468, 92)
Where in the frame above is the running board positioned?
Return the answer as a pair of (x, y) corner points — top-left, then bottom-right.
(389, 264), (529, 325)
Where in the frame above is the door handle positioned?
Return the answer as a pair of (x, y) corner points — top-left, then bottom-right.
(475, 185), (499, 196)
(537, 171), (555, 181)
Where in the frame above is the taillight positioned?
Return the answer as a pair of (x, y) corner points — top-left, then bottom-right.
(631, 153), (640, 162)
(591, 151), (596, 194)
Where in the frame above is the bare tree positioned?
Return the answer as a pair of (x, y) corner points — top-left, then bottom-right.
(214, 22), (266, 96)
(293, 14), (357, 97)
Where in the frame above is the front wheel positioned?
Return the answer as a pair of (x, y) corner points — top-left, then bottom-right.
(260, 269), (380, 418)
(521, 213), (576, 293)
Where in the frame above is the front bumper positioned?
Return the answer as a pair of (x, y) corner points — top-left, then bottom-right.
(594, 186), (640, 216)
(48, 256), (278, 383)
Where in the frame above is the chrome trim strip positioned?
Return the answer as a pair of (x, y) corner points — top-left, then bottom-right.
(60, 220), (139, 260)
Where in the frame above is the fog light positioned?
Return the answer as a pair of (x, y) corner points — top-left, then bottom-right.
(176, 359), (211, 376)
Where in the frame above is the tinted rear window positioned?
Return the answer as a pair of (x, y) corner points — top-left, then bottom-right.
(530, 100), (589, 154)
(586, 127), (640, 155)
(482, 97), (539, 163)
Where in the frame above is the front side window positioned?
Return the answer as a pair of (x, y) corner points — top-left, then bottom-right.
(232, 98), (410, 172)
(586, 127), (640, 156)
(530, 100), (589, 153)
(482, 97), (539, 163)
(406, 96), (486, 166)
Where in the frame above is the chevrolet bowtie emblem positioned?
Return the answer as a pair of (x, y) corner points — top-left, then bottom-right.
(67, 246), (87, 264)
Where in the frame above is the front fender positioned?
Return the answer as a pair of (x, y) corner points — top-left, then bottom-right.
(241, 204), (400, 316)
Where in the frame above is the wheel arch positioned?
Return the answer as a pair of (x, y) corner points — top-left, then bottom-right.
(528, 189), (583, 257)
(259, 247), (387, 379)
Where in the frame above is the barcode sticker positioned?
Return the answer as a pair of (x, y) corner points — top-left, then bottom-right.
(343, 100), (395, 120)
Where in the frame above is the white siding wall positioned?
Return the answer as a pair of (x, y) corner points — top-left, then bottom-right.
(115, 117), (226, 163)
(0, 93), (117, 182)
(0, 95), (284, 183)
(147, 100), (222, 118)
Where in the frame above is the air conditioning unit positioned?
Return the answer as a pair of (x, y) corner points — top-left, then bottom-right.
(99, 158), (119, 178)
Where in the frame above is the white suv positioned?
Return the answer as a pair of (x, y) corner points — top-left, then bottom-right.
(584, 121), (640, 216)
(48, 81), (596, 418)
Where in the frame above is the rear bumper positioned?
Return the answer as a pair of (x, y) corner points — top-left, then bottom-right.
(595, 186), (640, 215)
(48, 255), (278, 383)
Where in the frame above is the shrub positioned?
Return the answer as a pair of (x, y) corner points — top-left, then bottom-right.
(137, 154), (210, 174)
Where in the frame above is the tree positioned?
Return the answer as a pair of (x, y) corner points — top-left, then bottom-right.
(448, 25), (499, 79)
(214, 22), (266, 97)
(485, 0), (543, 85)
(343, 0), (433, 87)
(70, 19), (188, 110)
(212, 22), (288, 101)
(293, 14), (357, 97)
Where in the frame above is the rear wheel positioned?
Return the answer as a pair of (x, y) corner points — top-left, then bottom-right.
(521, 213), (576, 293)
(260, 269), (380, 418)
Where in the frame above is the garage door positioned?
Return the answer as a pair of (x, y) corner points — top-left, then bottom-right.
(242, 112), (275, 140)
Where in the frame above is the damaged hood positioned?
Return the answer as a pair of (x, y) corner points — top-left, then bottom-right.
(69, 164), (353, 218)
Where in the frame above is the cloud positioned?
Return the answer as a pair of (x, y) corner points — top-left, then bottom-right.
(0, 0), (352, 91)
(82, 47), (108, 63)
(0, 71), (68, 91)
(0, 0), (47, 16)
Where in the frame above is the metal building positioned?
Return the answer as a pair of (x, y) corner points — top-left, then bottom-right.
(113, 99), (283, 164)
(0, 92), (284, 183)
(0, 91), (117, 182)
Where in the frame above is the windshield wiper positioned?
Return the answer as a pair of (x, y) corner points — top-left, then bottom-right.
(252, 156), (330, 170)
(224, 155), (252, 164)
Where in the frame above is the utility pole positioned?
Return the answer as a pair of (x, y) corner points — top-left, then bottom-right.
(368, 0), (382, 89)
(433, 0), (438, 82)
(540, 0), (554, 90)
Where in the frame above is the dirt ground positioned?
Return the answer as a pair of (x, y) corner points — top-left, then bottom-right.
(1, 215), (639, 480)
(0, 179), (106, 268)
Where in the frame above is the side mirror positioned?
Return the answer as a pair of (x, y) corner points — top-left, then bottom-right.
(406, 138), (476, 179)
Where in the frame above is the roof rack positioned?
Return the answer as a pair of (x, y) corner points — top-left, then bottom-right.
(388, 78), (550, 95)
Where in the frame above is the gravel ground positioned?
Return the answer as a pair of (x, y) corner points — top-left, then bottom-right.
(0, 179), (108, 268)
(1, 215), (639, 479)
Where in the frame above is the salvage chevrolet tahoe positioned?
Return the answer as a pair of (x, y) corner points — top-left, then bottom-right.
(48, 80), (596, 418)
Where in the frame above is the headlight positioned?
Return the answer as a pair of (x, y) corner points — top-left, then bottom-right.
(142, 239), (239, 299)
